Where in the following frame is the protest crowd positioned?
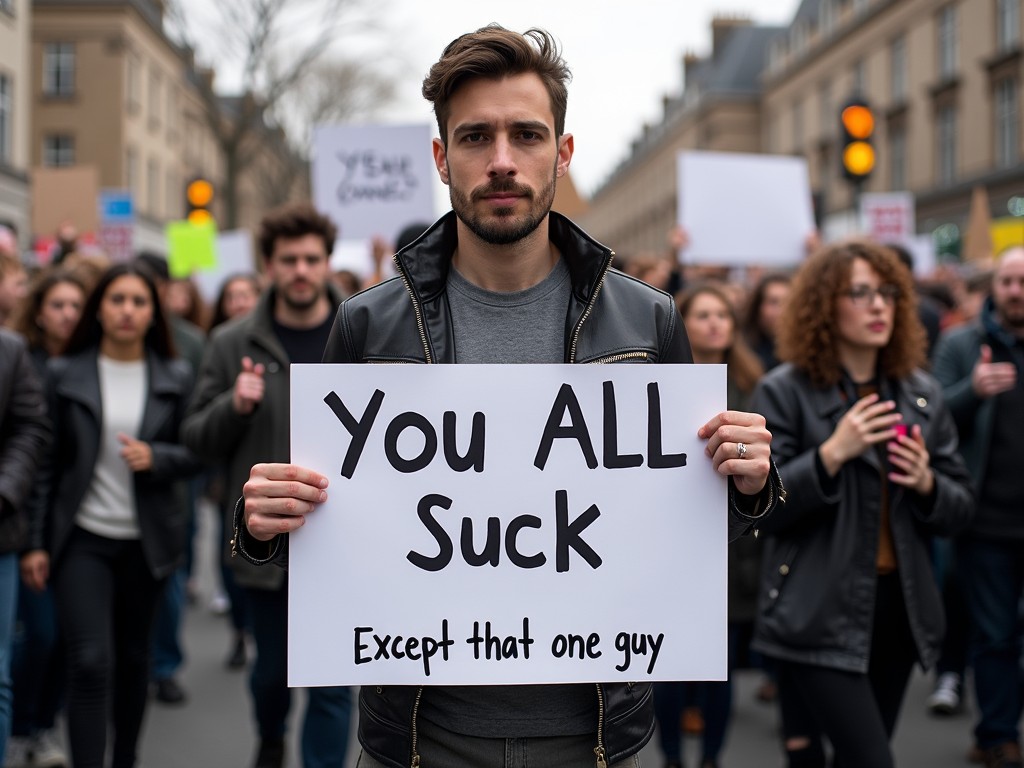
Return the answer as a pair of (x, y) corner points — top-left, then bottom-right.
(0, 21), (1023, 768)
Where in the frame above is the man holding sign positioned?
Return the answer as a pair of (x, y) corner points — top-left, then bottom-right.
(237, 25), (784, 768)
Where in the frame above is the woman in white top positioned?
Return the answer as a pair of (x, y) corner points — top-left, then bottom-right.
(23, 262), (200, 768)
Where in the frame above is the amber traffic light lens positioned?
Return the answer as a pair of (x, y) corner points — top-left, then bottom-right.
(187, 209), (213, 226)
(841, 105), (875, 139)
(186, 179), (214, 208)
(843, 141), (876, 177)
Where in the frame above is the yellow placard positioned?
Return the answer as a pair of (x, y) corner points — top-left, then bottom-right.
(166, 220), (217, 278)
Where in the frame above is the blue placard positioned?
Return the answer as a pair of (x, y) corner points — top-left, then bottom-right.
(99, 190), (134, 224)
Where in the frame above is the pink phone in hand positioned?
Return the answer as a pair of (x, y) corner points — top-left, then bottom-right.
(892, 423), (908, 438)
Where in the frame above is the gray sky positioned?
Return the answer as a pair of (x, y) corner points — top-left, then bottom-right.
(374, 1), (801, 196)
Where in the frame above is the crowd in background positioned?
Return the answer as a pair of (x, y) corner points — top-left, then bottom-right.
(0, 211), (1022, 768)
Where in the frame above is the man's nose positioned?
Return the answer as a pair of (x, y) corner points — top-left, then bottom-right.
(488, 136), (517, 176)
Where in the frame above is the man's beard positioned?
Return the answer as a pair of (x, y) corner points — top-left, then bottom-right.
(448, 163), (557, 245)
(280, 282), (322, 312)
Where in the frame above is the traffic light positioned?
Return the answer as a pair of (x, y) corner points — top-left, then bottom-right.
(185, 177), (214, 225)
(839, 99), (875, 183)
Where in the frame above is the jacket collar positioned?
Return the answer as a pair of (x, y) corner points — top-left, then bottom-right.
(393, 210), (614, 307)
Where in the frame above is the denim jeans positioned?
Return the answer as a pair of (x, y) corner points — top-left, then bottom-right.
(11, 582), (63, 736)
(150, 566), (187, 681)
(245, 585), (351, 767)
(0, 553), (19, 757)
(958, 536), (1024, 748)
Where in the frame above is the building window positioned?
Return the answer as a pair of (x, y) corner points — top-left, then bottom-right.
(126, 53), (141, 111)
(891, 36), (907, 103)
(890, 125), (907, 190)
(125, 147), (138, 196)
(166, 87), (178, 139)
(995, 78), (1019, 168)
(147, 158), (160, 216)
(43, 134), (75, 167)
(0, 0), (13, 14)
(853, 0), (870, 14)
(0, 75), (10, 164)
(936, 105), (957, 184)
(821, 0), (836, 36)
(997, 0), (1021, 51)
(793, 99), (804, 153)
(43, 43), (75, 97)
(148, 69), (161, 128)
(819, 81), (832, 141)
(938, 6), (958, 80)
(852, 58), (867, 96)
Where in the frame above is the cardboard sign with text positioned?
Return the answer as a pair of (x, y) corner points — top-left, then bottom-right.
(288, 364), (728, 687)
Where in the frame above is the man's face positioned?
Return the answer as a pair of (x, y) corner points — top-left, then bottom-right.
(992, 249), (1024, 331)
(265, 233), (331, 312)
(432, 73), (573, 246)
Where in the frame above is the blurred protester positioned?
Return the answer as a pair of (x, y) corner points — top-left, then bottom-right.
(208, 274), (262, 333)
(653, 283), (764, 768)
(0, 240), (28, 328)
(182, 203), (351, 768)
(205, 272), (264, 669)
(741, 272), (792, 372)
(0, 330), (51, 765)
(23, 263), (199, 768)
(887, 243), (944, 361)
(751, 240), (974, 768)
(165, 277), (209, 331)
(329, 269), (362, 299)
(134, 251), (205, 705)
(932, 247), (1024, 768)
(61, 252), (112, 296)
(6, 269), (85, 768)
(48, 222), (79, 266)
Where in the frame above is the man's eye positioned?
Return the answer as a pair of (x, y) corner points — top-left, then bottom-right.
(464, 133), (485, 143)
(520, 131), (540, 141)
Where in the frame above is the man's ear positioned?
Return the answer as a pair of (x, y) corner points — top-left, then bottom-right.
(556, 133), (574, 178)
(432, 138), (450, 185)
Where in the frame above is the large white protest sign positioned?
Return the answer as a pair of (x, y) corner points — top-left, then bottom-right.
(677, 151), (815, 267)
(313, 123), (436, 277)
(288, 364), (728, 687)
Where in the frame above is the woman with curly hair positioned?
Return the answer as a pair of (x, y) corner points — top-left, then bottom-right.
(750, 240), (974, 768)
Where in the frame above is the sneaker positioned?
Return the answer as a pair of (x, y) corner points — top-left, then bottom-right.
(253, 739), (285, 768)
(154, 676), (188, 705)
(30, 729), (68, 768)
(3, 736), (32, 768)
(926, 671), (963, 716)
(982, 742), (1024, 768)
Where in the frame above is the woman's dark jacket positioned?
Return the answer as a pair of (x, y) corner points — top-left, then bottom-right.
(26, 347), (201, 579)
(750, 363), (973, 673)
(235, 210), (785, 768)
(0, 330), (51, 554)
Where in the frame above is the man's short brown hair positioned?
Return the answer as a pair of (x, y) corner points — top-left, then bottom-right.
(257, 202), (338, 262)
(422, 25), (572, 146)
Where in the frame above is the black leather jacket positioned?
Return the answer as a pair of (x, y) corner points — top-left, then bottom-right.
(750, 364), (973, 673)
(238, 211), (784, 767)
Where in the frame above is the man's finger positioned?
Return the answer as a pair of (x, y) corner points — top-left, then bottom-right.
(251, 462), (329, 489)
(241, 356), (254, 373)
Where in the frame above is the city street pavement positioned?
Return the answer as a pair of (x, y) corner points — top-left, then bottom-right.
(134, 500), (979, 767)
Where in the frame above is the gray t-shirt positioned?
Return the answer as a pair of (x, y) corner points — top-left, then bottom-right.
(417, 257), (598, 738)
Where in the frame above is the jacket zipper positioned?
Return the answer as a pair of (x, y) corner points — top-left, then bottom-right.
(588, 351), (649, 364)
(594, 684), (607, 768)
(569, 252), (614, 364)
(410, 686), (424, 767)
(393, 256), (433, 364)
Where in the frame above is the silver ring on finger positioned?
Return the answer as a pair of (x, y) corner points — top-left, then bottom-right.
(737, 442), (747, 459)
